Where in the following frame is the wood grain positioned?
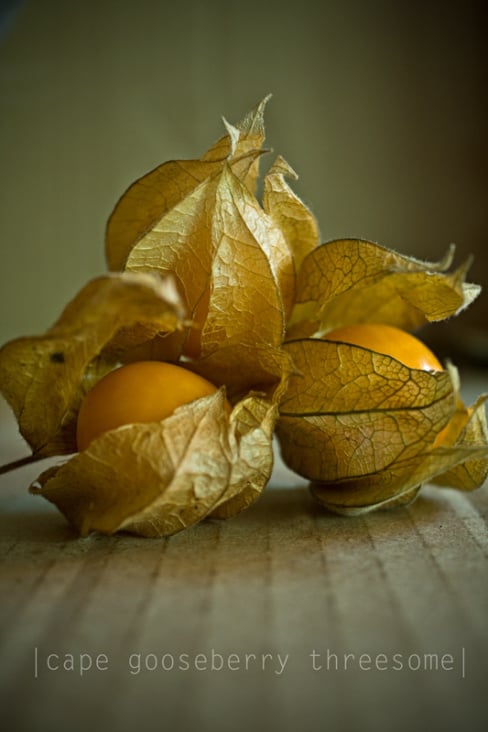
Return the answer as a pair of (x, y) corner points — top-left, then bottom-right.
(1, 388), (487, 732)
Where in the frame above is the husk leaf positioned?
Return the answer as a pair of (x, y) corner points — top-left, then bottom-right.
(309, 390), (488, 515)
(30, 390), (276, 537)
(277, 338), (488, 513)
(106, 96), (271, 271)
(277, 338), (457, 482)
(288, 239), (480, 337)
(0, 273), (185, 457)
(1, 97), (486, 535)
(126, 163), (289, 398)
(263, 155), (320, 318)
(210, 394), (278, 519)
(310, 437), (488, 516)
(430, 394), (488, 490)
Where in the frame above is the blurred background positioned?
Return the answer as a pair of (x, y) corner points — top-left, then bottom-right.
(0, 0), (487, 363)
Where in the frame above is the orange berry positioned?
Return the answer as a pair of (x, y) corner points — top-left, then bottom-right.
(76, 360), (224, 451)
(323, 323), (443, 372)
(324, 323), (451, 446)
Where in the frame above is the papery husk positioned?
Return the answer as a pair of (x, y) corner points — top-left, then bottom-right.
(430, 393), (488, 490)
(262, 155), (320, 319)
(2, 97), (487, 536)
(263, 156), (319, 273)
(277, 337), (488, 513)
(310, 397), (488, 515)
(288, 239), (481, 338)
(106, 96), (271, 271)
(126, 163), (289, 399)
(0, 273), (185, 457)
(109, 101), (315, 400)
(277, 339), (457, 482)
(210, 394), (278, 519)
(310, 436), (488, 516)
(189, 342), (293, 404)
(30, 390), (277, 537)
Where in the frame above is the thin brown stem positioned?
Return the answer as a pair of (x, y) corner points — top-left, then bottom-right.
(0, 454), (43, 476)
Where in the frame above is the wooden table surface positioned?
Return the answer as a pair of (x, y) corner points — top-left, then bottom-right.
(1, 370), (487, 732)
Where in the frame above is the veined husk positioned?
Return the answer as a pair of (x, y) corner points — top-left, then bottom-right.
(105, 96), (271, 271)
(0, 268), (279, 536)
(31, 390), (277, 537)
(0, 272), (186, 457)
(1, 98), (487, 533)
(277, 339), (488, 514)
(288, 238), (480, 338)
(0, 99), (311, 537)
(276, 234), (487, 513)
(107, 99), (317, 401)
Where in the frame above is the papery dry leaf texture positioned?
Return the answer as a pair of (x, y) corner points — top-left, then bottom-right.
(0, 273), (185, 457)
(1, 96), (487, 534)
(278, 339), (456, 481)
(106, 96), (270, 271)
(263, 157), (319, 267)
(310, 420), (488, 516)
(31, 390), (277, 537)
(210, 394), (278, 519)
(430, 394), (488, 490)
(263, 155), (320, 318)
(277, 339), (488, 514)
(105, 100), (319, 400)
(288, 239), (480, 337)
(125, 163), (290, 397)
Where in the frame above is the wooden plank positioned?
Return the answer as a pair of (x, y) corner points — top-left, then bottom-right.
(1, 413), (487, 731)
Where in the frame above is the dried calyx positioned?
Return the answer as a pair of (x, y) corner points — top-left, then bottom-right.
(0, 98), (486, 535)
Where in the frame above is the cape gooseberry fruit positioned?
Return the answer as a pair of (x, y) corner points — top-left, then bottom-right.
(76, 360), (225, 451)
(323, 323), (443, 372)
(323, 323), (451, 447)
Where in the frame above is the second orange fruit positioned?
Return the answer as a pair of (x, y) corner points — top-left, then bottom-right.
(76, 360), (223, 451)
(323, 323), (443, 372)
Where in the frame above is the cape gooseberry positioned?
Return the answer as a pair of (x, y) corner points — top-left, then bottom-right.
(323, 323), (443, 372)
(76, 360), (225, 451)
(323, 323), (451, 446)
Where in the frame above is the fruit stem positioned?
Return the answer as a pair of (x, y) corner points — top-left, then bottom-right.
(0, 453), (42, 476)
